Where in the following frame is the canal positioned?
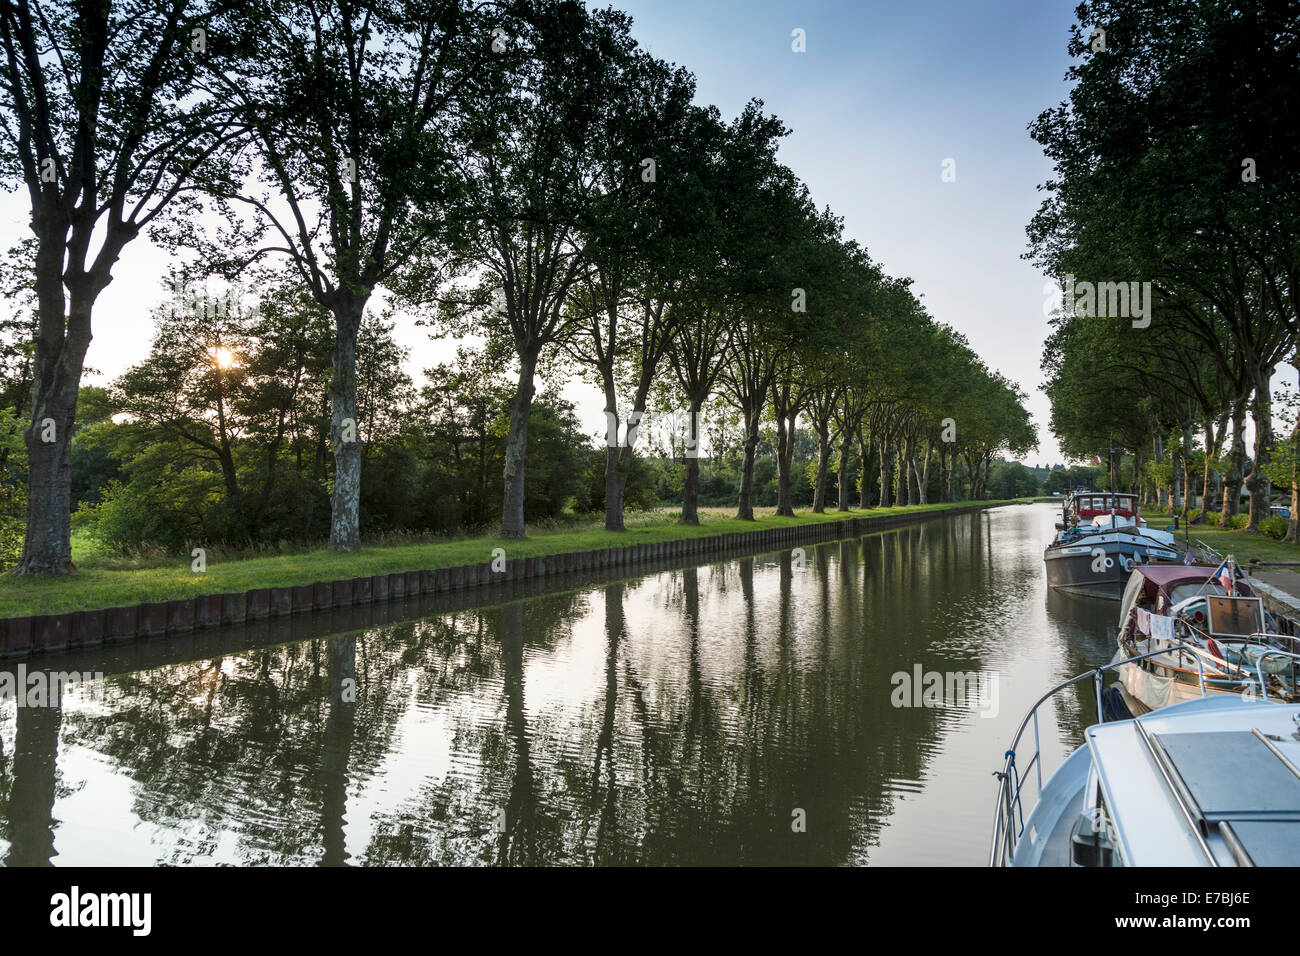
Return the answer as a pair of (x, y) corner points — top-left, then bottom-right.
(0, 503), (1119, 866)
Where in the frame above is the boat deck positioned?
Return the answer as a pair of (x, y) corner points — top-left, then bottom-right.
(1088, 697), (1300, 865)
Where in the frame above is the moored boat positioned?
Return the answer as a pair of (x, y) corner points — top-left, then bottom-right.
(991, 650), (1300, 867)
(1043, 490), (1180, 599)
(1113, 559), (1300, 710)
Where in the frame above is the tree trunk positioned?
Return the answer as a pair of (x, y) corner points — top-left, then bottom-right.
(329, 304), (365, 552)
(604, 443), (628, 531)
(812, 422), (831, 513)
(903, 435), (916, 506)
(836, 430), (852, 511)
(1178, 425), (1191, 518)
(916, 440), (931, 505)
(878, 438), (891, 508)
(858, 433), (872, 509)
(501, 350), (539, 538)
(679, 398), (703, 525)
(1245, 368), (1274, 532)
(1221, 401), (1247, 518)
(1154, 434), (1164, 509)
(15, 293), (92, 576)
(1285, 412), (1300, 543)
(894, 449), (906, 505)
(737, 403), (760, 520)
(1287, 356), (1300, 543)
(1201, 419), (1218, 519)
(775, 410), (796, 517)
(602, 380), (633, 532)
(18, 401), (76, 576)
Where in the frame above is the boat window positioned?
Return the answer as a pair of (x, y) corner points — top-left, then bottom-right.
(1206, 596), (1264, 637)
(1169, 582), (1229, 605)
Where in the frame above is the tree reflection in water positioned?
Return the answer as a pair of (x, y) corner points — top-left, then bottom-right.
(0, 508), (1113, 866)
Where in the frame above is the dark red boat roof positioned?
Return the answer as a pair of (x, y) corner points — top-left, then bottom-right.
(1136, 563), (1251, 594)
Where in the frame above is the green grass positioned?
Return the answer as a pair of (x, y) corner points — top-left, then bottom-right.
(1, 500), (1021, 617)
(1143, 509), (1300, 569)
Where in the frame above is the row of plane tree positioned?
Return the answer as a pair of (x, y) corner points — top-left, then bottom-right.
(0, 0), (1033, 572)
(1031, 0), (1300, 538)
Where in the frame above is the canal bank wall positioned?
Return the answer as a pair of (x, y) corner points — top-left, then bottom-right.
(1248, 573), (1300, 624)
(0, 501), (1002, 662)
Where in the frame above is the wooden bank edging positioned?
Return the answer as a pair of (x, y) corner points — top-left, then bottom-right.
(1, 502), (996, 661)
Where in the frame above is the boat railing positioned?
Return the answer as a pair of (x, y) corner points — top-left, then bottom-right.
(1155, 636), (1300, 700)
(1197, 538), (1223, 562)
(990, 644), (1208, 867)
(1253, 650), (1300, 698)
(991, 643), (1300, 865)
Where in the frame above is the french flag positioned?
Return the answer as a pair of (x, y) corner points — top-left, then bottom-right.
(1212, 560), (1234, 594)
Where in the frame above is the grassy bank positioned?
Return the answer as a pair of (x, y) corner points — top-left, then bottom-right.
(1, 500), (1021, 617)
(1143, 509), (1300, 570)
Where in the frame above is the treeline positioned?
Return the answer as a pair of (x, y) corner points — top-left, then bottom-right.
(0, 0), (1033, 573)
(1031, 0), (1300, 539)
(0, 268), (1031, 561)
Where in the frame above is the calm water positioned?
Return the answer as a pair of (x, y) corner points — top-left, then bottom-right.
(0, 504), (1118, 866)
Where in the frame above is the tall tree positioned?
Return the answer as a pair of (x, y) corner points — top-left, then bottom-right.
(439, 2), (636, 537)
(564, 54), (705, 531)
(208, 0), (487, 550)
(0, 0), (242, 573)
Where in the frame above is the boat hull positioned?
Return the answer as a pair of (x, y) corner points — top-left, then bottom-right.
(1044, 544), (1142, 598)
(1117, 654), (1224, 711)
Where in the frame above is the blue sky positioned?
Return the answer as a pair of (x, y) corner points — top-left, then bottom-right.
(612, 0), (1082, 463)
(0, 0), (1084, 462)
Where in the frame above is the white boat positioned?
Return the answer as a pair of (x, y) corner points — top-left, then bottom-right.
(991, 648), (1300, 866)
(1113, 561), (1300, 710)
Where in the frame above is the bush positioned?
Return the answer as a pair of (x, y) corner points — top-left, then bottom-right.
(1259, 515), (1289, 539)
(1229, 513), (1250, 530)
(580, 447), (661, 515)
(0, 409), (27, 571)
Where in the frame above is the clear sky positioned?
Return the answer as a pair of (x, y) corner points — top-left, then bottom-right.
(610, 0), (1083, 464)
(0, 0), (1087, 463)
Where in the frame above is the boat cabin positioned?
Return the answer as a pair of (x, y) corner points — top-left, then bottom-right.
(1067, 490), (1139, 522)
(1118, 563), (1252, 623)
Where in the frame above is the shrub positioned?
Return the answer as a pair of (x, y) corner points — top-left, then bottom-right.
(0, 409), (26, 571)
(1259, 515), (1289, 540)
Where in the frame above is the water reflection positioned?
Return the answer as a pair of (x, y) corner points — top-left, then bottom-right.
(0, 505), (1112, 866)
